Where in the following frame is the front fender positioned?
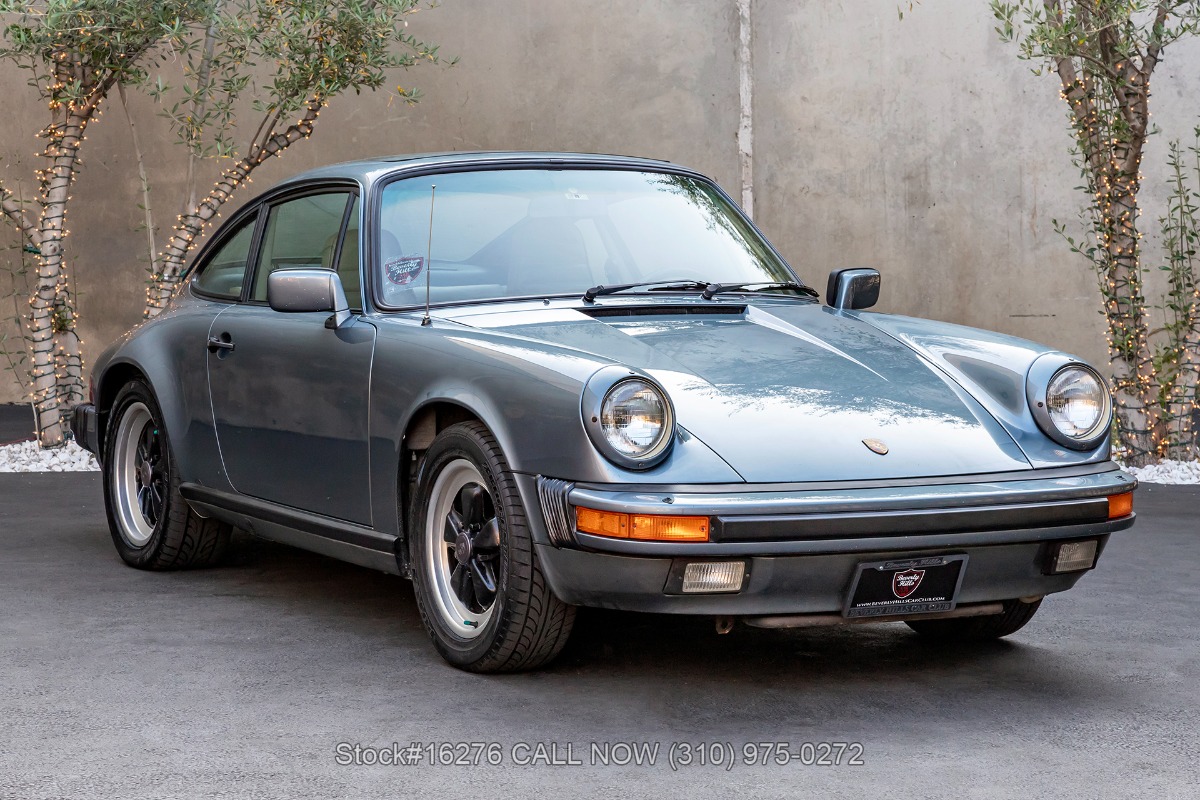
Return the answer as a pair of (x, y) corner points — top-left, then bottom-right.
(855, 312), (1111, 467)
(367, 319), (742, 536)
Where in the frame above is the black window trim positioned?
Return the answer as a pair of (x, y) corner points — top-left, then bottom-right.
(242, 182), (361, 308)
(187, 205), (266, 303)
(186, 177), (362, 305)
(332, 194), (363, 312)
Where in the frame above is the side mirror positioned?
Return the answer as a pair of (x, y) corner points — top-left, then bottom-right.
(826, 268), (880, 311)
(267, 269), (351, 328)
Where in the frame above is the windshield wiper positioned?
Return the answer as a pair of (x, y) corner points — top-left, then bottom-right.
(583, 279), (818, 303)
(700, 281), (819, 300)
(582, 280), (711, 303)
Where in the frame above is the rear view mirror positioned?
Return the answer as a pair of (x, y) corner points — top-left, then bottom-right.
(267, 269), (351, 328)
(826, 268), (881, 311)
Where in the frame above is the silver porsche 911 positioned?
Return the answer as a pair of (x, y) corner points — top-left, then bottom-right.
(71, 152), (1136, 672)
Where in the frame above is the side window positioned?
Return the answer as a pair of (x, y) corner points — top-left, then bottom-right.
(336, 197), (361, 308)
(191, 216), (257, 299)
(250, 192), (352, 302)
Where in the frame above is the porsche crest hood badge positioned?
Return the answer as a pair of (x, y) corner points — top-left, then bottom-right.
(862, 438), (889, 455)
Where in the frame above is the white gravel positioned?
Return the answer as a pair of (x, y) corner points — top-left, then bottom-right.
(0, 440), (99, 472)
(1116, 458), (1200, 485)
(0, 439), (1196, 483)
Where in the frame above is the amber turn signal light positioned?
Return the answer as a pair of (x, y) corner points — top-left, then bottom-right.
(575, 507), (709, 542)
(1107, 492), (1133, 520)
(575, 507), (628, 538)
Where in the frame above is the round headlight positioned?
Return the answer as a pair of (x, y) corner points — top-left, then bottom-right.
(600, 379), (672, 459)
(1027, 356), (1112, 451)
(582, 368), (677, 469)
(1045, 366), (1109, 441)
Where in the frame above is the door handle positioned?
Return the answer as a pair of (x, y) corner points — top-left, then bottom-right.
(207, 334), (235, 353)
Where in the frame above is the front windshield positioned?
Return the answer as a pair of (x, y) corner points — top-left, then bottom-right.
(375, 169), (804, 307)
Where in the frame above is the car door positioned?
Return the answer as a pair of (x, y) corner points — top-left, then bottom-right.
(163, 210), (262, 489)
(206, 187), (376, 525)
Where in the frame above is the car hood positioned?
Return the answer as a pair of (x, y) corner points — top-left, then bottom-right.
(445, 301), (1032, 482)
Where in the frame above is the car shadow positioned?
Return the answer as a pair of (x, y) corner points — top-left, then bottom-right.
(209, 531), (1121, 714)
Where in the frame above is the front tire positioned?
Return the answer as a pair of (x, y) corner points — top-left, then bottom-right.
(103, 379), (231, 570)
(905, 599), (1042, 642)
(410, 421), (575, 672)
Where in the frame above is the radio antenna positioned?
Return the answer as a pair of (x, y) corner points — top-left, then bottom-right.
(421, 184), (436, 327)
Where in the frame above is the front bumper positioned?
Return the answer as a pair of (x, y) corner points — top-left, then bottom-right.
(521, 464), (1137, 616)
(70, 403), (100, 456)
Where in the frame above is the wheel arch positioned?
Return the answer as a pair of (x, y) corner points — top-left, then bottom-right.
(93, 353), (205, 487)
(393, 398), (493, 575)
(85, 297), (229, 487)
(94, 360), (151, 461)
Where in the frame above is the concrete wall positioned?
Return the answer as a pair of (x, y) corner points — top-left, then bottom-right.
(2, 0), (1199, 403)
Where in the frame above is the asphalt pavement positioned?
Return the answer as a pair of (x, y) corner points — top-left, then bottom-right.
(0, 473), (1196, 799)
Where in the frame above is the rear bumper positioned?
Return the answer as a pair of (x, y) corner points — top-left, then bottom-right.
(70, 403), (100, 456)
(520, 464), (1137, 616)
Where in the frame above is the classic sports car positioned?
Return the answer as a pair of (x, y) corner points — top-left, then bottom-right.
(72, 152), (1136, 672)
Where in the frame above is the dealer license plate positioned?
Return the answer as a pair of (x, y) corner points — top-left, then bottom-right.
(843, 555), (968, 619)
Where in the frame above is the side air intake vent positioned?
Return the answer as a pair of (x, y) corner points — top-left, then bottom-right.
(536, 476), (576, 547)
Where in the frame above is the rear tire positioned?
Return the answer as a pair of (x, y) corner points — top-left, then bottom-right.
(905, 599), (1042, 642)
(103, 379), (231, 570)
(410, 421), (575, 672)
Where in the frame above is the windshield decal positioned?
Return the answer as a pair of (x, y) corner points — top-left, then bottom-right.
(385, 255), (424, 286)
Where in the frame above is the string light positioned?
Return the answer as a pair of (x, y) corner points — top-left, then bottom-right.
(1036, 16), (1199, 465)
(146, 93), (326, 316)
(10, 6), (434, 440)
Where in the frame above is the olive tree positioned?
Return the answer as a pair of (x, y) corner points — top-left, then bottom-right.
(992, 1), (1200, 464)
(1, 0), (443, 446)
(0, 1), (210, 445)
(142, 0), (443, 316)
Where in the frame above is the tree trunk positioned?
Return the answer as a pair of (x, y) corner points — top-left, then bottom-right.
(1050, 42), (1163, 465)
(29, 114), (86, 447)
(1100, 170), (1160, 466)
(145, 203), (209, 314)
(55, 328), (85, 407)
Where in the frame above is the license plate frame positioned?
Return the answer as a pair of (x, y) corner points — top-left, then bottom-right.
(843, 554), (969, 619)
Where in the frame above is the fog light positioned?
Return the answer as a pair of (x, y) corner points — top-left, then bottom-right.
(681, 561), (745, 593)
(1050, 539), (1099, 574)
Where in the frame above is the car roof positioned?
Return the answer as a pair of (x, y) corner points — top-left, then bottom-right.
(277, 151), (693, 187)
